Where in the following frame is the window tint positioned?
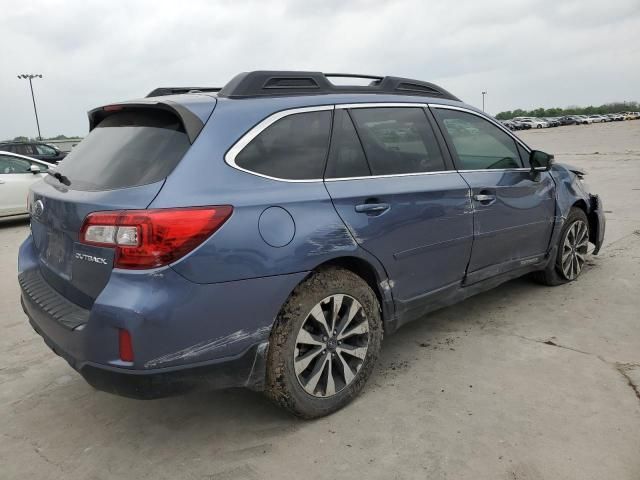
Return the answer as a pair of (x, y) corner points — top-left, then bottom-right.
(325, 110), (370, 178)
(53, 110), (191, 191)
(0, 155), (31, 174)
(434, 109), (522, 170)
(518, 144), (530, 167)
(235, 110), (331, 180)
(35, 144), (57, 156)
(13, 144), (35, 155)
(349, 107), (445, 175)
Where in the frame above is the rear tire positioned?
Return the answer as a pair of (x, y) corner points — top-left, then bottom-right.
(265, 267), (383, 418)
(533, 208), (590, 286)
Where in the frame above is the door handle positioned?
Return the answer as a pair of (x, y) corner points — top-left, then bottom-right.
(355, 203), (390, 215)
(473, 193), (496, 205)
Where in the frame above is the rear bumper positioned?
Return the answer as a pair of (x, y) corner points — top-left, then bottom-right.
(18, 235), (307, 399)
(25, 301), (267, 399)
(23, 293), (269, 398)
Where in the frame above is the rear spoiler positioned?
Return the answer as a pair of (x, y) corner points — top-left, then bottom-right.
(87, 97), (216, 144)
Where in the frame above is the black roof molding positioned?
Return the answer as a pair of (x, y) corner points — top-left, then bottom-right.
(216, 71), (460, 101)
(146, 87), (221, 98)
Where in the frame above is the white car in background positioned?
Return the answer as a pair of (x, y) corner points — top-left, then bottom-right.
(0, 151), (50, 218)
(574, 115), (592, 124)
(588, 115), (607, 123)
(516, 118), (549, 129)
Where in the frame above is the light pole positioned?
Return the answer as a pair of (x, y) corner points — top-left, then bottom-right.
(17, 74), (43, 140)
(482, 91), (487, 112)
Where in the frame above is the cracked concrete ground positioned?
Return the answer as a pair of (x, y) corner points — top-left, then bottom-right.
(1, 121), (639, 479)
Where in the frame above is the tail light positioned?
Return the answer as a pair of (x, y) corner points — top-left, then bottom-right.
(80, 206), (233, 269)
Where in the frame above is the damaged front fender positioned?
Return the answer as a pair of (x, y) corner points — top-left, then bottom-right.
(549, 163), (606, 254)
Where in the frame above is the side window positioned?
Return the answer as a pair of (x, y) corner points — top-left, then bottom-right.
(434, 109), (522, 170)
(14, 144), (34, 155)
(325, 110), (370, 179)
(35, 144), (57, 156)
(349, 107), (445, 175)
(0, 156), (11, 173)
(0, 156), (31, 174)
(235, 110), (331, 180)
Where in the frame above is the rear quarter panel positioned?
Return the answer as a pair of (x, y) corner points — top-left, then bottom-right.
(151, 98), (387, 284)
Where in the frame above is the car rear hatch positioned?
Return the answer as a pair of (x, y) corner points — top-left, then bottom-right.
(28, 94), (216, 308)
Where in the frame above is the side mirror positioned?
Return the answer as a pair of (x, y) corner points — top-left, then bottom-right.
(29, 164), (41, 174)
(529, 150), (554, 172)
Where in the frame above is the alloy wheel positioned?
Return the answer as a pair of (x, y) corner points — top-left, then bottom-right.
(560, 219), (589, 280)
(293, 294), (369, 398)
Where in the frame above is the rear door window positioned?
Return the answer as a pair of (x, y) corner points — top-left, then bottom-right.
(234, 110), (331, 180)
(52, 110), (190, 191)
(349, 107), (445, 175)
(13, 144), (35, 155)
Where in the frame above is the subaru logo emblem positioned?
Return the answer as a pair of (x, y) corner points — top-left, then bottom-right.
(32, 199), (44, 218)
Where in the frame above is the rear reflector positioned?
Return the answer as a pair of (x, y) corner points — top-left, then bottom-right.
(80, 206), (233, 269)
(119, 329), (134, 362)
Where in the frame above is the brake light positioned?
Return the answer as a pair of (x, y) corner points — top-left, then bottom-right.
(80, 206), (233, 269)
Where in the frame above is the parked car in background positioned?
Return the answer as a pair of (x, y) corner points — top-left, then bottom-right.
(500, 120), (517, 130)
(512, 120), (532, 130)
(573, 115), (592, 124)
(517, 118), (549, 129)
(18, 71), (606, 418)
(558, 116), (578, 126)
(542, 117), (560, 127)
(0, 141), (67, 164)
(0, 151), (49, 218)
(605, 113), (624, 121)
(588, 115), (606, 123)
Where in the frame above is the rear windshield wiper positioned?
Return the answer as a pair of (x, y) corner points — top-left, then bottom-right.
(48, 170), (71, 186)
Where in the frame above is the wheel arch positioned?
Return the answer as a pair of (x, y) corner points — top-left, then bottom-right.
(571, 199), (588, 213)
(571, 198), (601, 248)
(305, 255), (397, 332)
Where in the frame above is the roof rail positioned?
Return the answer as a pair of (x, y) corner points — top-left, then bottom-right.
(216, 71), (460, 101)
(146, 87), (221, 98)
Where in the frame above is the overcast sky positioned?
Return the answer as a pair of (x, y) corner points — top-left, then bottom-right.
(2, 0), (639, 140)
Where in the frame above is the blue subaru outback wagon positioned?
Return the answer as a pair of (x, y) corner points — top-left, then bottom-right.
(19, 71), (605, 417)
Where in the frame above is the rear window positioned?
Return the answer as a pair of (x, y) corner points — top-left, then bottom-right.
(52, 110), (190, 191)
(234, 110), (331, 180)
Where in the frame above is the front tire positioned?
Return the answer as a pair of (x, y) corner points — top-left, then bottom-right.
(533, 208), (590, 286)
(265, 268), (383, 418)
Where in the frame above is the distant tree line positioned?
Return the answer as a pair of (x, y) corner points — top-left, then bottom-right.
(495, 101), (639, 120)
(4, 134), (83, 142)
